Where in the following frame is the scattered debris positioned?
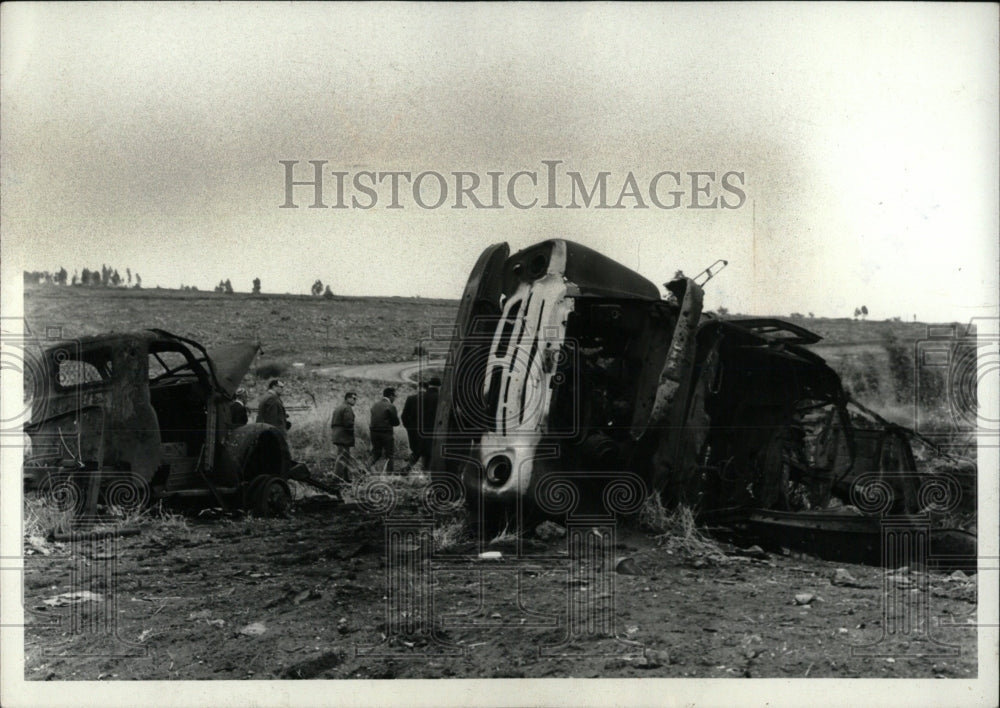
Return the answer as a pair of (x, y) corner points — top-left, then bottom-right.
(888, 575), (912, 588)
(830, 568), (863, 587)
(43, 591), (103, 607)
(280, 650), (345, 679)
(636, 649), (671, 669)
(25, 536), (53, 556)
(534, 521), (566, 541)
(238, 622), (267, 637)
(265, 586), (321, 609)
(733, 545), (768, 560)
(615, 557), (645, 576)
(51, 527), (141, 542)
(293, 589), (322, 605)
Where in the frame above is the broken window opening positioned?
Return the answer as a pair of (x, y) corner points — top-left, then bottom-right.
(56, 348), (113, 390)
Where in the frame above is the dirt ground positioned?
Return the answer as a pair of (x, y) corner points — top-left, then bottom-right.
(23, 480), (979, 681)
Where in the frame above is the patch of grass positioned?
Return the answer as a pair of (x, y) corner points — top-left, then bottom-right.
(23, 493), (74, 538)
(638, 494), (726, 562)
(488, 524), (523, 546)
(433, 516), (470, 551)
(23, 494), (194, 540)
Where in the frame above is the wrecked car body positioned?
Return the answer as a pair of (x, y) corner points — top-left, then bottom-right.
(430, 239), (974, 562)
(24, 329), (303, 517)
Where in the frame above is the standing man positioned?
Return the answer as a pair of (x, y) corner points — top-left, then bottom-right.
(369, 387), (401, 473)
(230, 387), (249, 426)
(400, 380), (428, 474)
(330, 391), (358, 481)
(418, 376), (442, 469)
(256, 379), (290, 432)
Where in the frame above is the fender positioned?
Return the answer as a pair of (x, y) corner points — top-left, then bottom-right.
(431, 241), (510, 475)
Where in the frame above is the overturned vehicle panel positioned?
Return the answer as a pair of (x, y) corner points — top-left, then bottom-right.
(24, 329), (303, 518)
(431, 240), (974, 564)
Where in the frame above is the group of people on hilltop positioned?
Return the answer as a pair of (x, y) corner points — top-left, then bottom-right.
(230, 376), (441, 480)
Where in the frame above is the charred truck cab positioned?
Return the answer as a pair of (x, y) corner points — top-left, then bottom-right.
(431, 239), (926, 528)
(24, 329), (298, 518)
(431, 239), (693, 518)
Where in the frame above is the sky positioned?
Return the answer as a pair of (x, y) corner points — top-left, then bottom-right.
(2, 3), (998, 322)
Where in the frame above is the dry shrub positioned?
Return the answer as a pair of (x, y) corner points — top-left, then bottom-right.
(24, 493), (74, 538)
(639, 494), (726, 562)
(254, 359), (290, 379)
(23, 494), (191, 541)
(488, 524), (522, 546)
(433, 516), (470, 551)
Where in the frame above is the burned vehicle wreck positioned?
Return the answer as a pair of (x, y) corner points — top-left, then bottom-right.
(24, 329), (308, 518)
(430, 239), (972, 563)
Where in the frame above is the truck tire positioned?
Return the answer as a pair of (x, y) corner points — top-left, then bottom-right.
(252, 475), (291, 518)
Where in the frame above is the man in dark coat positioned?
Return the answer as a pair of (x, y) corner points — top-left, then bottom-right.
(330, 391), (358, 481)
(400, 380), (428, 474)
(418, 377), (441, 467)
(369, 387), (400, 473)
(256, 379), (290, 431)
(230, 387), (249, 426)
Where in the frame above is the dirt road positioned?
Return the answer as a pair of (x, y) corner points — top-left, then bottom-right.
(315, 360), (445, 383)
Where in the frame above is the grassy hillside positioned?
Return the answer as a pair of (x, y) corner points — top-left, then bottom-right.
(23, 286), (460, 366)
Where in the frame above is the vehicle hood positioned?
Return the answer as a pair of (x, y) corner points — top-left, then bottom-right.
(205, 342), (260, 396)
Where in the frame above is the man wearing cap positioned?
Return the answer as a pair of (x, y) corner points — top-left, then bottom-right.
(369, 387), (401, 473)
(400, 380), (429, 474)
(330, 391), (358, 481)
(256, 379), (290, 432)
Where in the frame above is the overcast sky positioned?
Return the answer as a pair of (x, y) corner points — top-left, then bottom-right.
(2, 3), (997, 322)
